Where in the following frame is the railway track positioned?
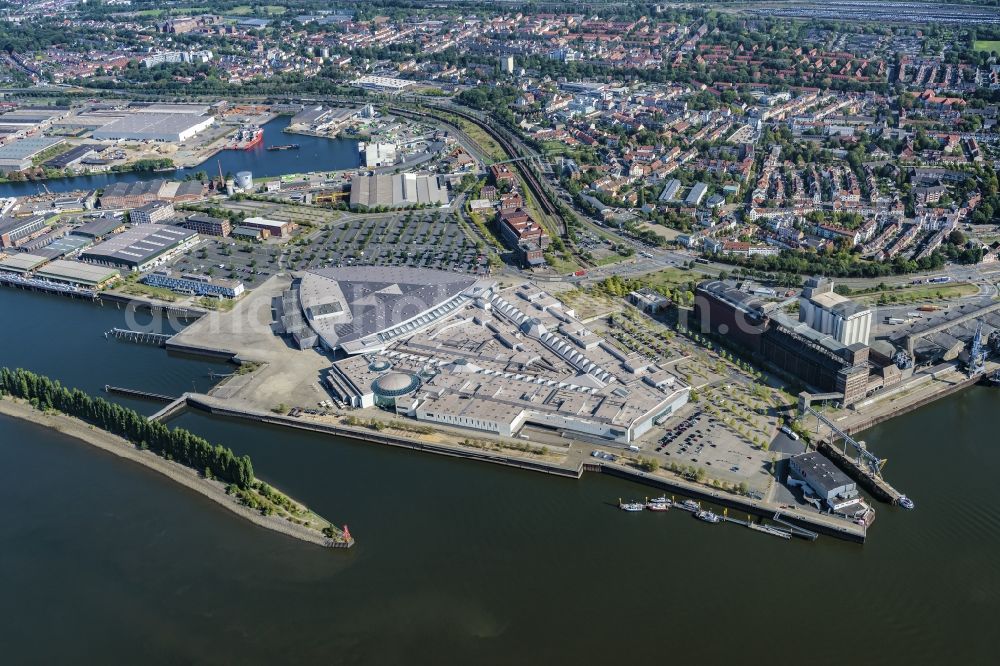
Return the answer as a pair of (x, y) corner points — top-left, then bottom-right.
(390, 104), (567, 238)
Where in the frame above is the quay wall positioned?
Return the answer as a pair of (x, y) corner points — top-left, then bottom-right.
(818, 440), (899, 505)
(844, 372), (983, 436)
(185, 395), (583, 480)
(0, 278), (205, 319)
(182, 395), (866, 543)
(98, 293), (205, 319)
(164, 341), (240, 361)
(594, 463), (865, 543)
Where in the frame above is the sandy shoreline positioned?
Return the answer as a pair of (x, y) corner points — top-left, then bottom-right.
(0, 397), (349, 549)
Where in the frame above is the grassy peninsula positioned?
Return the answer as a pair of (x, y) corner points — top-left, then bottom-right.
(0, 368), (352, 549)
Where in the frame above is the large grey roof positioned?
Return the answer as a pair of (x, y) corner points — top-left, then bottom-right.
(298, 267), (480, 351)
(80, 225), (196, 267)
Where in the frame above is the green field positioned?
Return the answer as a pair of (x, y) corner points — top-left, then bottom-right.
(856, 282), (980, 305)
(640, 267), (698, 292)
(974, 40), (1000, 53)
(229, 5), (287, 16)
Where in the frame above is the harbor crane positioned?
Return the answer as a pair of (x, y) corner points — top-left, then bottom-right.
(800, 405), (886, 479)
(968, 321), (987, 378)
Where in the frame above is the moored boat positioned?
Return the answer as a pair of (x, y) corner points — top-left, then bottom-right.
(695, 509), (721, 524)
(646, 498), (670, 511)
(619, 499), (645, 512)
(898, 495), (915, 510)
(681, 499), (700, 511)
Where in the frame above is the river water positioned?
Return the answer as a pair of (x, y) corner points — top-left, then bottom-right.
(0, 115), (360, 198)
(0, 287), (996, 665)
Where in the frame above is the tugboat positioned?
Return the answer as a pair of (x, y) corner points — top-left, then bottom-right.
(619, 499), (645, 512)
(695, 509), (722, 524)
(646, 496), (671, 511)
(898, 495), (915, 510)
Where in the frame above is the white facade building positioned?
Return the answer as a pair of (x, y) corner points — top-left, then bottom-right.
(798, 277), (872, 346)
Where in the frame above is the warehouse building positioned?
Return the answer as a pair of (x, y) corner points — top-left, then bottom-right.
(0, 253), (49, 274)
(363, 142), (397, 167)
(788, 452), (861, 512)
(71, 216), (126, 240)
(80, 225), (198, 272)
(35, 260), (120, 289)
(241, 216), (294, 238)
(156, 180), (204, 202)
(34, 234), (91, 260)
(0, 214), (49, 248)
(42, 144), (96, 170)
(91, 113), (214, 142)
(349, 173), (449, 210)
(100, 180), (166, 209)
(100, 180), (202, 209)
(0, 137), (66, 173)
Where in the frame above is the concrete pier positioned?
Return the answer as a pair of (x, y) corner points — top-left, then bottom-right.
(105, 328), (173, 347)
(148, 394), (191, 423)
(819, 440), (903, 505)
(104, 385), (177, 403)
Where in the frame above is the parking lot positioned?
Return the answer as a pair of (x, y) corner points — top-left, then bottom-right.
(283, 211), (488, 274)
(168, 237), (280, 287)
(649, 406), (772, 495)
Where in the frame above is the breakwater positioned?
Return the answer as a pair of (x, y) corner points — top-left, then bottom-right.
(0, 396), (351, 549)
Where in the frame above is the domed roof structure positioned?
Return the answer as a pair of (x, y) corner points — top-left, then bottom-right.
(371, 372), (420, 398)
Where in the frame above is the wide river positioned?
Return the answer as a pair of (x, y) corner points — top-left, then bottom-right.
(0, 287), (996, 665)
(0, 115), (360, 198)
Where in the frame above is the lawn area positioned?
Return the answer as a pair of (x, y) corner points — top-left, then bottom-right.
(116, 282), (179, 303)
(637, 221), (683, 242)
(545, 253), (581, 274)
(594, 253), (632, 267)
(640, 267), (698, 292)
(974, 40), (1000, 53)
(198, 297), (237, 311)
(229, 5), (286, 15)
(855, 282), (980, 305)
(539, 141), (597, 163)
(556, 288), (622, 321)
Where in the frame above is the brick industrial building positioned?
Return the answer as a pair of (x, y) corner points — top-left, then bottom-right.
(693, 280), (901, 407)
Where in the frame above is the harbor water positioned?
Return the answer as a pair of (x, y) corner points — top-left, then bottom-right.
(0, 287), (997, 665)
(0, 115), (360, 198)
